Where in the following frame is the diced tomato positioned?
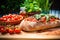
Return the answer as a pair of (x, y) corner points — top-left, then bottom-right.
(50, 18), (55, 22)
(40, 16), (46, 22)
(25, 17), (37, 22)
(32, 18), (38, 22)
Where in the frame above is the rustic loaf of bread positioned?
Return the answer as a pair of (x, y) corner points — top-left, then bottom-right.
(20, 17), (60, 31)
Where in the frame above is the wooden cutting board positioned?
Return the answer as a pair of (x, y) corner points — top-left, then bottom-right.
(0, 27), (60, 39)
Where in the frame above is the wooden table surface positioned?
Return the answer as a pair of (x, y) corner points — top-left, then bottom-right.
(0, 27), (60, 40)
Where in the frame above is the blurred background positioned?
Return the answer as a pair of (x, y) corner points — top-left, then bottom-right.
(0, 0), (60, 17)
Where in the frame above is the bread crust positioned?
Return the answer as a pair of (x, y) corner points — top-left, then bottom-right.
(20, 19), (60, 31)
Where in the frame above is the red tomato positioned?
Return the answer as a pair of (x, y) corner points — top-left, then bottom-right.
(0, 18), (4, 21)
(0, 26), (4, 29)
(32, 18), (38, 22)
(18, 15), (23, 19)
(3, 18), (7, 21)
(0, 18), (7, 21)
(50, 18), (55, 22)
(0, 26), (3, 32)
(8, 28), (14, 34)
(2, 15), (8, 19)
(0, 14), (23, 25)
(2, 15), (7, 18)
(5, 27), (10, 33)
(0, 29), (1, 32)
(7, 16), (12, 18)
(25, 17), (37, 22)
(8, 14), (12, 16)
(14, 27), (21, 34)
(6, 18), (11, 22)
(0, 28), (7, 34)
(12, 14), (17, 17)
(13, 17), (18, 20)
(40, 16), (46, 22)
(0, 26), (7, 34)
(11, 18), (15, 21)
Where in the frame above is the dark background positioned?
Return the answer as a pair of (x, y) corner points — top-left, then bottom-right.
(0, 0), (60, 16)
(50, 0), (60, 10)
(0, 0), (60, 9)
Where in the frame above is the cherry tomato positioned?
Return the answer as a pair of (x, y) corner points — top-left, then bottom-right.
(0, 26), (4, 30)
(2, 15), (7, 18)
(3, 18), (7, 21)
(0, 18), (4, 21)
(0, 28), (7, 34)
(0, 14), (23, 25)
(5, 27), (10, 33)
(8, 28), (14, 34)
(14, 17), (18, 20)
(14, 27), (21, 34)
(32, 18), (38, 22)
(7, 16), (12, 18)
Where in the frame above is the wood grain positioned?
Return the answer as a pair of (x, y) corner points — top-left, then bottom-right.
(0, 27), (60, 39)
